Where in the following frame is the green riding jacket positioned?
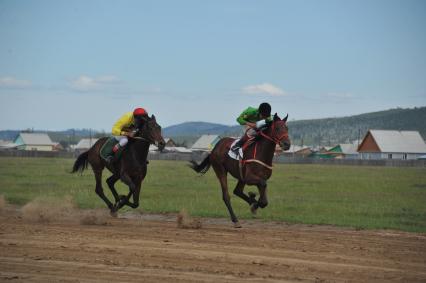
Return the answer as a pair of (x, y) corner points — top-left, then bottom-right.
(236, 107), (272, 125)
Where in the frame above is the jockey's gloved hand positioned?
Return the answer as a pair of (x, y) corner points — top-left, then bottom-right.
(256, 119), (267, 129)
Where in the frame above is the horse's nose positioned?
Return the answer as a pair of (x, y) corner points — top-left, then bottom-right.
(281, 141), (291, 151)
(158, 141), (166, 152)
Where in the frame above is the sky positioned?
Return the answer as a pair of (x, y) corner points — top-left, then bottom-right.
(0, 0), (425, 131)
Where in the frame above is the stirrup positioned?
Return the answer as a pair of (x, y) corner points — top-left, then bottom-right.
(105, 156), (114, 165)
(231, 146), (240, 153)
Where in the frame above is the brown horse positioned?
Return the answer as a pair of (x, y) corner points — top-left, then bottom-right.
(190, 113), (290, 227)
(72, 115), (165, 215)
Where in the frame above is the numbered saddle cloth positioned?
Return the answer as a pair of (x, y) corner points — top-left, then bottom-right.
(99, 137), (119, 161)
(227, 139), (244, 161)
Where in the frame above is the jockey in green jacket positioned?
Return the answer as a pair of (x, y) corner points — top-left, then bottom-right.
(231, 102), (272, 154)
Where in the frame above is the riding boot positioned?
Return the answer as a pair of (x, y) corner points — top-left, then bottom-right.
(112, 144), (121, 154)
(231, 135), (249, 154)
(106, 144), (121, 165)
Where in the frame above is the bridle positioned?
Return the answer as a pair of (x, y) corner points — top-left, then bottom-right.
(130, 124), (153, 144)
(238, 120), (289, 174)
(258, 121), (289, 144)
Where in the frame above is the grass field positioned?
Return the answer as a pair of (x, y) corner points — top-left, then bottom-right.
(0, 156), (425, 232)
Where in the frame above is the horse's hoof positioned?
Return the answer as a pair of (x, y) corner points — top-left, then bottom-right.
(250, 203), (258, 215)
(110, 211), (118, 218)
(233, 222), (242, 228)
(248, 192), (257, 199)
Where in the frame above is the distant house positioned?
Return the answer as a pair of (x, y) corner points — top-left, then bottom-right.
(163, 146), (192, 153)
(164, 138), (177, 147)
(149, 144), (159, 152)
(327, 144), (359, 159)
(52, 142), (65, 152)
(191, 135), (221, 151)
(74, 138), (99, 153)
(13, 133), (55, 151)
(318, 146), (332, 153)
(283, 145), (313, 158)
(358, 130), (426, 160)
(0, 140), (18, 151)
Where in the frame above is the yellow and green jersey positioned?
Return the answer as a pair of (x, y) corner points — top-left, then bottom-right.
(236, 107), (272, 125)
(111, 112), (135, 136)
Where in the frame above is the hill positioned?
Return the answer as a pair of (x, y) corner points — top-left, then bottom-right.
(162, 122), (235, 136)
(1, 107), (425, 147)
(288, 107), (426, 146)
(163, 107), (426, 146)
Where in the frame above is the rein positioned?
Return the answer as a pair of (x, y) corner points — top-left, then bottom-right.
(258, 121), (288, 145)
(239, 121), (288, 176)
(132, 136), (150, 142)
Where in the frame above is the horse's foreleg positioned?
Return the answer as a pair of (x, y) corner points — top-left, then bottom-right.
(233, 180), (257, 205)
(129, 179), (142, 209)
(257, 180), (268, 209)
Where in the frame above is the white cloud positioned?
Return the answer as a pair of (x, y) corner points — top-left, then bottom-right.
(0, 76), (31, 88)
(69, 75), (120, 92)
(242, 83), (286, 96)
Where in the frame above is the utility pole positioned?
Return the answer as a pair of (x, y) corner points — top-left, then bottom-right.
(358, 128), (361, 147)
(89, 128), (92, 147)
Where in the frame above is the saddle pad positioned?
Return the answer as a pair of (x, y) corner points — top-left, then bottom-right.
(100, 137), (119, 161)
(227, 139), (244, 161)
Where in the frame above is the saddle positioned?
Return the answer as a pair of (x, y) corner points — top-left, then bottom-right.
(227, 135), (273, 177)
(227, 137), (258, 161)
(100, 137), (121, 162)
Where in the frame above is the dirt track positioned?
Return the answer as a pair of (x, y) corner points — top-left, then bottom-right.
(1, 207), (426, 283)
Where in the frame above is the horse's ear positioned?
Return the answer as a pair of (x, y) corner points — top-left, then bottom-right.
(273, 113), (280, 121)
(151, 114), (156, 121)
(282, 114), (288, 122)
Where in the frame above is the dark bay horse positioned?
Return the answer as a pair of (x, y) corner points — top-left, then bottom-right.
(190, 113), (290, 227)
(72, 115), (165, 215)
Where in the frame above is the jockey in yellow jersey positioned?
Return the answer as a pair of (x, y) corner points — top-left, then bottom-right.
(106, 107), (148, 163)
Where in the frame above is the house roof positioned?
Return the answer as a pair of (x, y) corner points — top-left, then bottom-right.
(361, 130), (426, 153)
(163, 146), (192, 153)
(75, 138), (99, 149)
(191, 135), (220, 150)
(284, 145), (312, 153)
(0, 140), (17, 149)
(16, 133), (55, 146)
(329, 144), (358, 155)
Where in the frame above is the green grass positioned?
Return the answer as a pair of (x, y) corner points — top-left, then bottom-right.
(1, 157), (426, 232)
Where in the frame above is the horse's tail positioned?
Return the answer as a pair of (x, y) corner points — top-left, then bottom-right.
(71, 151), (89, 173)
(189, 154), (211, 175)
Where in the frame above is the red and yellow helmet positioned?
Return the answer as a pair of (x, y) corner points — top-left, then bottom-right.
(133, 108), (148, 117)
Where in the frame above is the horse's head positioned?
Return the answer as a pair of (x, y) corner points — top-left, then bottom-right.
(265, 113), (291, 150)
(136, 115), (166, 151)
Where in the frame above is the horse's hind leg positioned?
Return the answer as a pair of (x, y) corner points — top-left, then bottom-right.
(213, 165), (241, 228)
(106, 174), (121, 204)
(115, 173), (140, 210)
(94, 169), (115, 214)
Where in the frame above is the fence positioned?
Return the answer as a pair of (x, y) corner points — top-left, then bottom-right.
(0, 150), (425, 167)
